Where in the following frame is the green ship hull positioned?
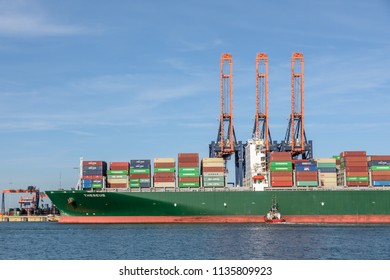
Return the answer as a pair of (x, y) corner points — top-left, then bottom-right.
(46, 189), (390, 223)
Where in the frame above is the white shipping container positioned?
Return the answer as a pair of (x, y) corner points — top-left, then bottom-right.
(154, 182), (175, 188)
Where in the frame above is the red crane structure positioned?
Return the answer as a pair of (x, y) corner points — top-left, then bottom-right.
(209, 53), (244, 186)
(1, 186), (47, 215)
(252, 53), (274, 152)
(280, 52), (313, 159)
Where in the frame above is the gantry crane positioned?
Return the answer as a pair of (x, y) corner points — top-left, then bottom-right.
(209, 53), (244, 186)
(279, 52), (313, 159)
(252, 53), (276, 152)
(1, 186), (47, 215)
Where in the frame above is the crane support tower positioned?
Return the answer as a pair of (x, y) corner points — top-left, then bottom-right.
(279, 52), (313, 159)
(252, 53), (276, 151)
(209, 53), (244, 186)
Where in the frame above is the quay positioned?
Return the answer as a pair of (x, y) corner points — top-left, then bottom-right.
(0, 215), (59, 222)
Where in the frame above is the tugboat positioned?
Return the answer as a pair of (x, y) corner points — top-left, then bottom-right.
(264, 195), (286, 224)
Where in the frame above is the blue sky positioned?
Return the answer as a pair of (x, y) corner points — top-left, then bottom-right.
(0, 0), (389, 203)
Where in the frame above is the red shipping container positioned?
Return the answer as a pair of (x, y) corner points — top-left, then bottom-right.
(178, 154), (198, 157)
(371, 170), (390, 176)
(346, 171), (369, 177)
(154, 162), (175, 168)
(202, 167), (225, 172)
(269, 152), (292, 161)
(129, 174), (151, 179)
(296, 175), (318, 181)
(344, 166), (368, 172)
(271, 181), (293, 187)
(107, 183), (127, 188)
(154, 173), (175, 178)
(346, 181), (369, 187)
(270, 171), (292, 177)
(271, 176), (293, 182)
(371, 175), (390, 180)
(340, 151), (366, 157)
(343, 161), (367, 167)
(179, 177), (200, 183)
(295, 171), (317, 176)
(341, 156), (367, 162)
(153, 177), (175, 183)
(369, 156), (390, 161)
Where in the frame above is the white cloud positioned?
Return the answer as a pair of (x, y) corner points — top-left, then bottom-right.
(0, 14), (90, 36)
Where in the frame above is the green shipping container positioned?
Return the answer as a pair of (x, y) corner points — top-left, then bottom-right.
(270, 161), (292, 167)
(154, 168), (175, 173)
(178, 182), (200, 188)
(297, 181), (318, 187)
(317, 163), (337, 168)
(371, 166), (390, 171)
(107, 170), (128, 175)
(179, 167), (199, 173)
(130, 168), (151, 174)
(203, 181), (225, 187)
(203, 176), (225, 182)
(130, 183), (140, 188)
(178, 172), (200, 177)
(346, 176), (369, 182)
(129, 178), (140, 183)
(270, 166), (293, 172)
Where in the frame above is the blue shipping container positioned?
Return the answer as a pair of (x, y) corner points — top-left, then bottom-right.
(373, 180), (390, 186)
(130, 160), (151, 169)
(82, 180), (93, 187)
(295, 165), (318, 171)
(369, 160), (390, 166)
(318, 168), (337, 173)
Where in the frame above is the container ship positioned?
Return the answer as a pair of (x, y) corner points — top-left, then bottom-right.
(46, 151), (390, 224)
(45, 53), (390, 223)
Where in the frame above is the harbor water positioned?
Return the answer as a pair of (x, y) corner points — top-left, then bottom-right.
(0, 223), (389, 260)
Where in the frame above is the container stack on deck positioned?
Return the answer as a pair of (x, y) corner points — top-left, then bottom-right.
(294, 160), (318, 187)
(129, 160), (151, 188)
(316, 158), (338, 187)
(369, 155), (390, 186)
(202, 158), (225, 188)
(269, 152), (293, 187)
(153, 158), (176, 188)
(338, 151), (369, 187)
(82, 161), (107, 190)
(107, 162), (129, 189)
(178, 153), (200, 188)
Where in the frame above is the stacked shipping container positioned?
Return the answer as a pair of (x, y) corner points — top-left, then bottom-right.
(178, 153), (200, 188)
(316, 158), (338, 187)
(82, 160), (107, 190)
(154, 158), (176, 188)
(202, 158), (225, 187)
(294, 160), (318, 187)
(269, 152), (293, 187)
(107, 162), (129, 188)
(130, 160), (151, 188)
(339, 151), (369, 187)
(369, 155), (390, 186)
